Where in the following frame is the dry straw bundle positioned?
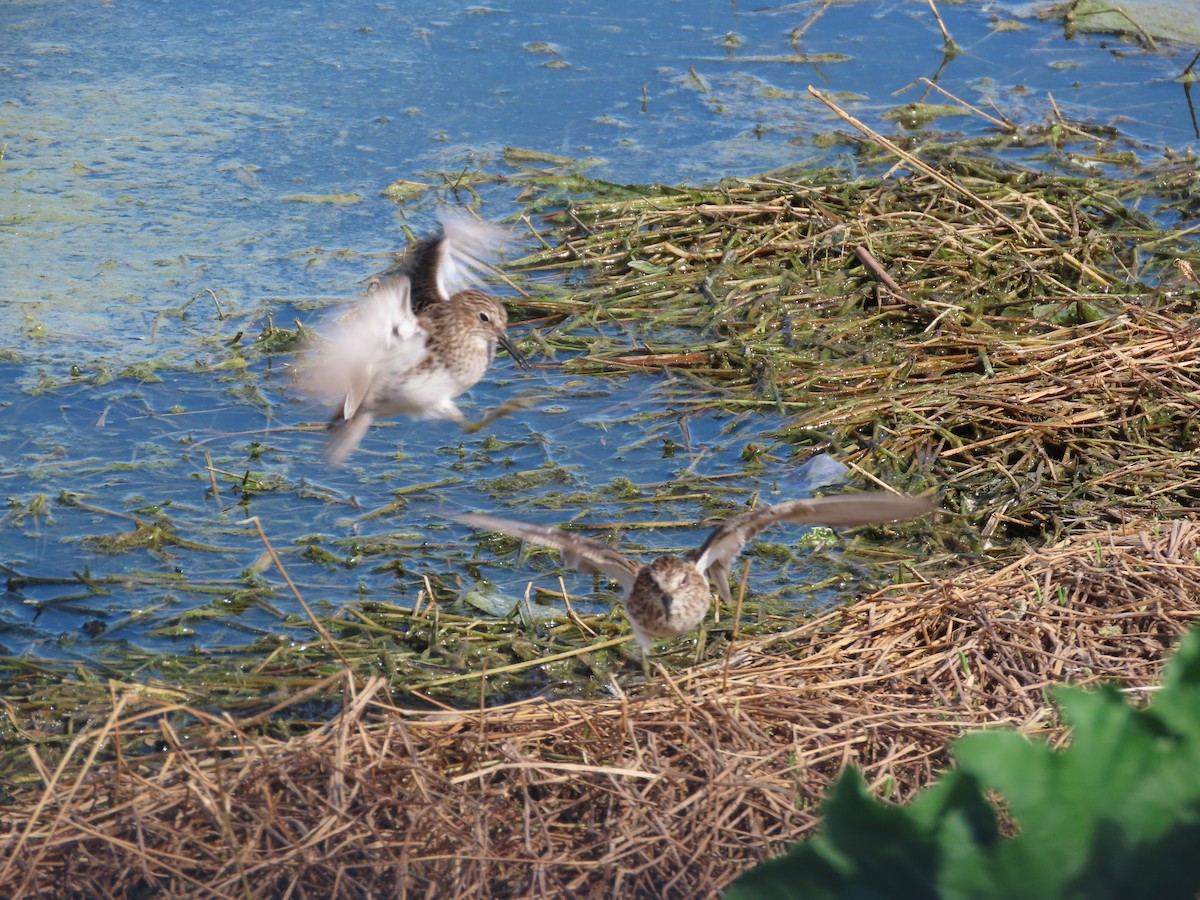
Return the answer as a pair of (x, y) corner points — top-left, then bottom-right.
(2, 521), (1197, 896)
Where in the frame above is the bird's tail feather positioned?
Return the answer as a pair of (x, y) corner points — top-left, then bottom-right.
(324, 413), (373, 467)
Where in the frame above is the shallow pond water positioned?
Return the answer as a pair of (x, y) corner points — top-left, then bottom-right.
(0, 0), (1196, 660)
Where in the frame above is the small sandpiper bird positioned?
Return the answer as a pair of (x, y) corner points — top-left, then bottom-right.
(447, 492), (932, 652)
(302, 212), (529, 466)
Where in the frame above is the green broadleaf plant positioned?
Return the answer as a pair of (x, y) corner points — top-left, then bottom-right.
(728, 626), (1200, 900)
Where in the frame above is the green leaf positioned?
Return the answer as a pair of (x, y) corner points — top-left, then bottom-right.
(729, 626), (1200, 899)
(627, 258), (669, 276)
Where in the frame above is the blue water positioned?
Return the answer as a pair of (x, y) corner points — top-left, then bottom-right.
(4, 0), (1194, 359)
(0, 0), (1194, 659)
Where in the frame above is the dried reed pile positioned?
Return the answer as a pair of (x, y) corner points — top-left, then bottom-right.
(513, 149), (1200, 545)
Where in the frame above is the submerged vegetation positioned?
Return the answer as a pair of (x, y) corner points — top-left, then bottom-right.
(3, 94), (1200, 893)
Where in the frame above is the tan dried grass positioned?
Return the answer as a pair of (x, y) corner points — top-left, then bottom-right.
(3, 520), (1196, 897)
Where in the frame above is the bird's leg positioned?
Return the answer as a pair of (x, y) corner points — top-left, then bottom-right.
(460, 394), (540, 434)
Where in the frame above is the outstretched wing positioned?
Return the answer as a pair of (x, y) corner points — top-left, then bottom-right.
(447, 512), (639, 592)
(409, 210), (508, 311)
(692, 493), (933, 603)
(298, 277), (427, 420)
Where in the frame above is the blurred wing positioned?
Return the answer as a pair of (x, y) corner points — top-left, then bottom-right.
(298, 278), (427, 419)
(692, 493), (934, 596)
(410, 210), (508, 309)
(447, 512), (638, 591)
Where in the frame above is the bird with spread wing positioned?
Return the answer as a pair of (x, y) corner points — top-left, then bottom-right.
(447, 492), (933, 653)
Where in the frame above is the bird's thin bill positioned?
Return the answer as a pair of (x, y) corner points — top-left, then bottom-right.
(498, 332), (531, 369)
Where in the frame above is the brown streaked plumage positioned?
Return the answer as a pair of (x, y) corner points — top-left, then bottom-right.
(446, 492), (933, 652)
(300, 212), (528, 466)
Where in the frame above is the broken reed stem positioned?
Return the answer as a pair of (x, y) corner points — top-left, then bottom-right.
(790, 2), (831, 46)
(722, 558), (754, 691)
(559, 575), (598, 636)
(925, 0), (954, 47)
(853, 245), (907, 298)
(248, 516), (353, 670)
(203, 449), (221, 504)
(916, 77), (1014, 130)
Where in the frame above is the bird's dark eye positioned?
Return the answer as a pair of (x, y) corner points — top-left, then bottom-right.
(478, 311), (491, 323)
